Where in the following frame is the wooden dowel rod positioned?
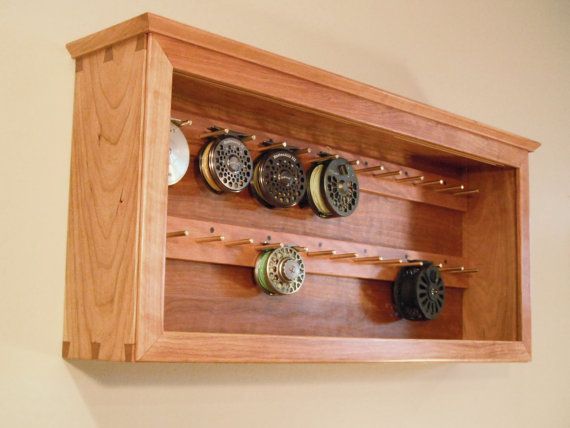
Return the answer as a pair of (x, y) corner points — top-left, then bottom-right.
(435, 185), (465, 193)
(348, 160), (360, 166)
(167, 230), (189, 238)
(396, 175), (424, 183)
(241, 135), (256, 143)
(255, 141), (287, 152)
(309, 154), (339, 163)
(452, 268), (479, 274)
(200, 128), (229, 139)
(307, 250), (337, 257)
(293, 246), (308, 252)
(355, 165), (384, 174)
(294, 147), (312, 155)
(392, 261), (424, 267)
(352, 256), (383, 263)
(371, 258), (404, 265)
(453, 189), (480, 196)
(195, 235), (225, 243)
(439, 266), (464, 272)
(170, 118), (192, 127)
(415, 179), (445, 186)
(373, 170), (402, 178)
(253, 243), (284, 251)
(224, 238), (254, 247)
(330, 252), (359, 259)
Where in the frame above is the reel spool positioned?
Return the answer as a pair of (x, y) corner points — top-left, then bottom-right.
(254, 245), (306, 295)
(251, 149), (306, 208)
(198, 136), (253, 193)
(392, 261), (445, 321)
(168, 122), (190, 186)
(306, 157), (359, 218)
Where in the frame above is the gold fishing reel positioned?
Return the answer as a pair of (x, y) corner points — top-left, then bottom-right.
(198, 133), (253, 193)
(254, 245), (306, 295)
(306, 157), (360, 218)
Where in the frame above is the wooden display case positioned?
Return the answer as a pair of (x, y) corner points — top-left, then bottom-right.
(63, 13), (540, 362)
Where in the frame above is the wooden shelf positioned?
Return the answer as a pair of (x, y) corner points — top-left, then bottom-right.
(63, 13), (539, 363)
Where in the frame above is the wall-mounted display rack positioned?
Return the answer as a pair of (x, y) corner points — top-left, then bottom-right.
(63, 13), (540, 362)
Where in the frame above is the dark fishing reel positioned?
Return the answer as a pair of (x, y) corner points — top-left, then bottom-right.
(392, 261), (445, 321)
(306, 157), (359, 218)
(251, 148), (306, 208)
(254, 245), (306, 295)
(198, 135), (253, 193)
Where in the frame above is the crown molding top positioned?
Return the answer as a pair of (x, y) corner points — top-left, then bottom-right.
(66, 13), (540, 153)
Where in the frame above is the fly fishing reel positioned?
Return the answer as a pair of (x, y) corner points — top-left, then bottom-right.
(254, 245), (306, 295)
(306, 157), (359, 218)
(392, 261), (445, 320)
(199, 134), (253, 193)
(168, 119), (191, 186)
(251, 148), (306, 208)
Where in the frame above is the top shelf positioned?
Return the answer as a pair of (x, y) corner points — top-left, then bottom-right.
(66, 13), (540, 164)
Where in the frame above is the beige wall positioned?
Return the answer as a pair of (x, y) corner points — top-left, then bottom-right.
(1, 0), (569, 426)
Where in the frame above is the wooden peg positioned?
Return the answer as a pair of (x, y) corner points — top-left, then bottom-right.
(224, 238), (254, 247)
(435, 185), (465, 193)
(373, 170), (402, 178)
(453, 189), (480, 196)
(170, 118), (192, 127)
(241, 135), (256, 143)
(167, 230), (189, 238)
(352, 256), (383, 263)
(415, 179), (445, 187)
(348, 160), (360, 166)
(372, 258), (404, 265)
(293, 246), (308, 253)
(294, 147), (312, 156)
(195, 235), (225, 243)
(255, 141), (287, 152)
(439, 266), (464, 272)
(393, 261), (424, 267)
(253, 243), (284, 251)
(396, 175), (424, 184)
(330, 252), (359, 259)
(200, 128), (229, 139)
(307, 250), (337, 257)
(457, 268), (479, 274)
(355, 165), (384, 174)
(309, 154), (339, 163)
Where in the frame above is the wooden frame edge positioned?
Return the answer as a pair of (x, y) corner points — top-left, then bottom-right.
(137, 332), (531, 363)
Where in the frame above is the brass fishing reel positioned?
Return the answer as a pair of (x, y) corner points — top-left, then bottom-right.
(392, 261), (445, 321)
(306, 157), (359, 218)
(198, 131), (253, 193)
(254, 245), (306, 295)
(251, 147), (306, 208)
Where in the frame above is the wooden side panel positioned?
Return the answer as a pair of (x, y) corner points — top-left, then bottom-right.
(64, 36), (148, 361)
(135, 36), (173, 360)
(463, 167), (518, 340)
(164, 260), (463, 340)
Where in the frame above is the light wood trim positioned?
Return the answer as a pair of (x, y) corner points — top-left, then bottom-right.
(66, 13), (540, 154)
(134, 35), (173, 360)
(64, 37), (148, 361)
(140, 331), (530, 362)
(517, 159), (532, 354)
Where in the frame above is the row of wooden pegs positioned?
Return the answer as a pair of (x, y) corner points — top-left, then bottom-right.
(166, 229), (478, 274)
(197, 125), (479, 197)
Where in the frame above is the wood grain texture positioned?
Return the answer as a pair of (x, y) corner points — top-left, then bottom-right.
(164, 260), (463, 339)
(159, 36), (530, 168)
(134, 35), (173, 360)
(517, 158), (531, 354)
(462, 167), (518, 341)
(67, 13), (540, 153)
(142, 331), (530, 362)
(64, 37), (148, 360)
(166, 216), (471, 288)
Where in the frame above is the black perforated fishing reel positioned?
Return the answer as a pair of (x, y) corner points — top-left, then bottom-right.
(254, 245), (306, 295)
(392, 261), (445, 320)
(251, 148), (306, 208)
(306, 157), (359, 218)
(198, 134), (253, 193)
